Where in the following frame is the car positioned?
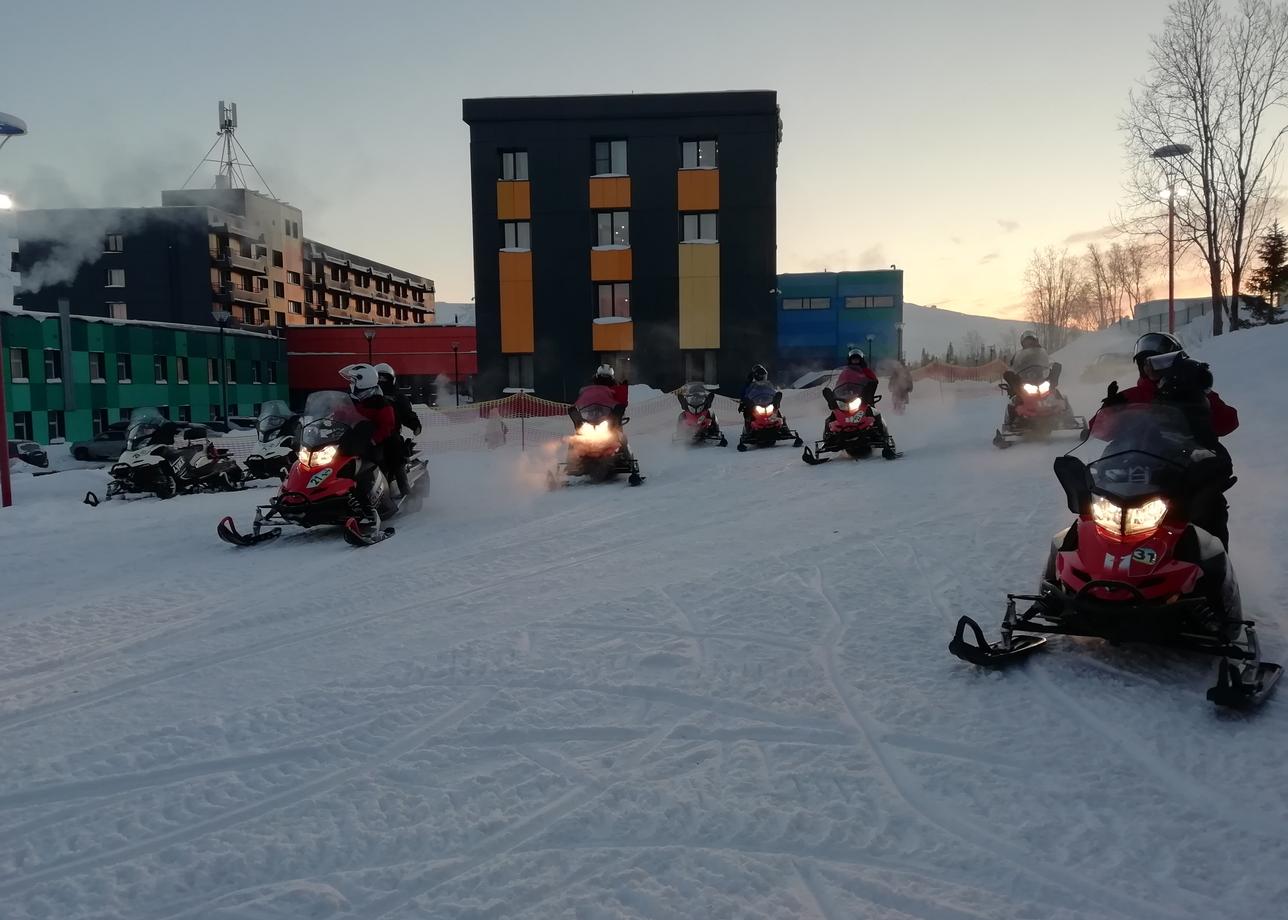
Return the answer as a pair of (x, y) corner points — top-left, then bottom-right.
(69, 429), (129, 462)
(8, 439), (49, 468)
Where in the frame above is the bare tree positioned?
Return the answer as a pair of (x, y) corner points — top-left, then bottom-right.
(1116, 241), (1157, 312)
(1219, 0), (1288, 332)
(1124, 0), (1229, 335)
(1024, 247), (1083, 349)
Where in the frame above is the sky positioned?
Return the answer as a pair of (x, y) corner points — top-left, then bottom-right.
(0, 0), (1199, 318)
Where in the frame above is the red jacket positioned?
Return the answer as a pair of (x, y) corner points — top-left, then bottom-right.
(354, 398), (396, 443)
(837, 366), (878, 387)
(576, 383), (628, 409)
(1090, 376), (1238, 440)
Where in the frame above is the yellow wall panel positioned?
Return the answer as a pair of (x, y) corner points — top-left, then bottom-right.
(590, 247), (632, 281)
(592, 320), (634, 352)
(496, 180), (531, 219)
(678, 243), (720, 349)
(588, 177), (631, 209)
(677, 169), (720, 211)
(679, 242), (719, 279)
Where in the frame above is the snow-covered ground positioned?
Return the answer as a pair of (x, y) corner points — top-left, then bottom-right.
(1, 325), (1286, 919)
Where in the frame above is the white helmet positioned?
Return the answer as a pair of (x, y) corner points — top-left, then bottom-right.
(373, 362), (396, 383)
(339, 363), (381, 399)
(594, 364), (615, 382)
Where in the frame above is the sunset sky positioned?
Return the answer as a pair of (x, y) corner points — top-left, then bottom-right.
(1, 0), (1211, 316)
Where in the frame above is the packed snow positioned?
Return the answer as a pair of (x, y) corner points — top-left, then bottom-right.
(1, 324), (1286, 919)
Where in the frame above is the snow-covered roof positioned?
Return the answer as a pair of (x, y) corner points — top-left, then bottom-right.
(0, 306), (281, 340)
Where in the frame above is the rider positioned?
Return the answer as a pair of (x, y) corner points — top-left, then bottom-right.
(1003, 331), (1065, 424)
(739, 364), (782, 418)
(830, 348), (890, 436)
(339, 363), (396, 502)
(1091, 332), (1239, 547)
(571, 364), (629, 428)
(374, 363), (421, 497)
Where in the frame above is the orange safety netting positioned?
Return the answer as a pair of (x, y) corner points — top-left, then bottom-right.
(910, 358), (1007, 383)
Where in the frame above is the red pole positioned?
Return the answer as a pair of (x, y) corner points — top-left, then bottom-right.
(1168, 189), (1176, 334)
(0, 317), (12, 508)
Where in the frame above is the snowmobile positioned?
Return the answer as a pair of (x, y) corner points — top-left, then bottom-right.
(674, 382), (727, 447)
(217, 390), (427, 548)
(801, 380), (900, 464)
(736, 381), (802, 452)
(103, 408), (243, 500)
(950, 396), (1281, 708)
(993, 363), (1086, 448)
(549, 399), (643, 488)
(243, 399), (299, 481)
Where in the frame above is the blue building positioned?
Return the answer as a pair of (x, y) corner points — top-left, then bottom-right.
(776, 270), (904, 375)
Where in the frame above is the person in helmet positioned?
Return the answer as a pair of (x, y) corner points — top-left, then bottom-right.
(888, 358), (914, 413)
(837, 348), (878, 389)
(1089, 332), (1239, 546)
(586, 363), (629, 408)
(374, 363), (421, 498)
(1004, 331), (1060, 387)
(571, 363), (631, 443)
(339, 363), (396, 499)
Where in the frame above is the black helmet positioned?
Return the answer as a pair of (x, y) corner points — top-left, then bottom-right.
(1133, 332), (1183, 378)
(750, 364), (768, 382)
(846, 347), (867, 367)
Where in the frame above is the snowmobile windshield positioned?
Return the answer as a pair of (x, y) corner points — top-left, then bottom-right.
(745, 382), (777, 406)
(577, 403), (613, 424)
(1080, 402), (1214, 500)
(681, 383), (709, 410)
(299, 391), (362, 450)
(1014, 364), (1052, 385)
(256, 400), (292, 440)
(125, 408), (166, 450)
(832, 382), (866, 403)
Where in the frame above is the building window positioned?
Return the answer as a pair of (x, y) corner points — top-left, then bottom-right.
(208, 358), (220, 383)
(500, 150), (529, 181)
(506, 354), (534, 390)
(330, 265), (341, 281)
(44, 349), (62, 382)
(252, 360), (262, 384)
(782, 297), (832, 310)
(502, 220), (531, 250)
(8, 347), (28, 381)
(89, 351), (106, 382)
(226, 359), (237, 383)
(595, 211), (630, 247)
(593, 139), (627, 176)
(105, 233), (124, 252)
(268, 362), (277, 384)
(117, 353), (132, 382)
(13, 410), (32, 440)
(844, 295), (896, 309)
(108, 302), (127, 319)
(106, 268), (125, 287)
(596, 282), (631, 319)
(289, 300), (303, 315)
(210, 404), (220, 421)
(683, 349), (718, 383)
(681, 139), (718, 169)
(681, 212), (718, 242)
(48, 410), (65, 442)
(272, 250), (284, 268)
(92, 407), (110, 436)
(274, 281), (285, 298)
(274, 313), (286, 328)
(153, 355), (168, 383)
(177, 405), (191, 422)
(177, 356), (189, 383)
(288, 270), (301, 284)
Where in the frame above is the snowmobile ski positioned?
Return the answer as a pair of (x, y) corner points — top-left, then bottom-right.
(948, 612), (1048, 666)
(801, 446), (829, 465)
(1207, 656), (1283, 709)
(343, 516), (394, 547)
(217, 515), (281, 547)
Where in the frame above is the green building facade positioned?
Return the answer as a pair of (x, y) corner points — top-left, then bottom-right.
(2, 309), (288, 445)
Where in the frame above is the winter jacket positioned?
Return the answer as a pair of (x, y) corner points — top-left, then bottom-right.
(390, 391), (422, 436)
(354, 395), (397, 444)
(575, 384), (624, 411)
(1009, 346), (1052, 376)
(837, 366), (878, 387)
(1089, 375), (1239, 441)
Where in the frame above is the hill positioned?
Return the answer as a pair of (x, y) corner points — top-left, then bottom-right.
(903, 301), (1039, 362)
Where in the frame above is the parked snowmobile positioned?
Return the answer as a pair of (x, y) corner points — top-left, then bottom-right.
(243, 399), (299, 480)
(993, 363), (1086, 448)
(674, 383), (727, 447)
(217, 390), (427, 548)
(736, 381), (802, 452)
(801, 379), (900, 464)
(950, 399), (1280, 708)
(105, 408), (243, 500)
(549, 394), (643, 488)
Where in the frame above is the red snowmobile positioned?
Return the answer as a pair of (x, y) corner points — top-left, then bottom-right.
(951, 398), (1280, 708)
(674, 382), (727, 447)
(549, 389), (643, 487)
(993, 363), (1086, 448)
(801, 379), (899, 464)
(736, 381), (802, 452)
(217, 390), (426, 547)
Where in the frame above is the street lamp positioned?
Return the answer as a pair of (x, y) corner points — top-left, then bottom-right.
(363, 328), (376, 362)
(1151, 143), (1192, 333)
(451, 341), (460, 406)
(211, 310), (231, 421)
(865, 333), (876, 364)
(1, 110), (32, 510)
(894, 321), (906, 364)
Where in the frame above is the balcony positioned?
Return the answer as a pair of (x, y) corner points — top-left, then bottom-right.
(211, 248), (267, 273)
(212, 282), (268, 306)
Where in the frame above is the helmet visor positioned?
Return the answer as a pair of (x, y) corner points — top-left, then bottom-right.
(1134, 333), (1180, 360)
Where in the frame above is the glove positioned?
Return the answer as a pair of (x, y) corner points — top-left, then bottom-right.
(1101, 381), (1127, 408)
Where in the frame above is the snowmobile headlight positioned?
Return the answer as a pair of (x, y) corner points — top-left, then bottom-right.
(1091, 495), (1125, 535)
(1038, 381), (1051, 395)
(312, 445), (337, 467)
(297, 447), (311, 465)
(755, 404), (772, 415)
(595, 420), (609, 432)
(577, 422), (594, 437)
(847, 397), (863, 412)
(1022, 383), (1040, 395)
(1125, 498), (1168, 535)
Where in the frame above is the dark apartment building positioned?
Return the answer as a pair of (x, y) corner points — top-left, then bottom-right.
(462, 91), (780, 399)
(16, 188), (433, 331)
(303, 240), (434, 326)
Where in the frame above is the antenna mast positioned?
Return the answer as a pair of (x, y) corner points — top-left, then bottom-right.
(180, 101), (276, 198)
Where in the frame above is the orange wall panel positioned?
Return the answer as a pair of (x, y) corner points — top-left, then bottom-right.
(500, 280), (534, 353)
(498, 249), (533, 282)
(592, 319), (634, 352)
(588, 177), (631, 209)
(496, 180), (531, 219)
(590, 247), (632, 281)
(677, 169), (720, 211)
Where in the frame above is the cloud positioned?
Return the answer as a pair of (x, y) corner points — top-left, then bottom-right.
(950, 236), (963, 246)
(1063, 224), (1117, 245)
(997, 219), (1019, 233)
(978, 251), (1000, 265)
(800, 244), (888, 272)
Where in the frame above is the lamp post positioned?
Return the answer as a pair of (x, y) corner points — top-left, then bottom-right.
(364, 328), (376, 362)
(895, 321), (905, 364)
(0, 110), (30, 510)
(866, 333), (875, 365)
(1151, 143), (1192, 334)
(211, 310), (231, 421)
(451, 341), (460, 406)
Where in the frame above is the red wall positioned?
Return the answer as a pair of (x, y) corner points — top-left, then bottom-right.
(286, 325), (477, 391)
